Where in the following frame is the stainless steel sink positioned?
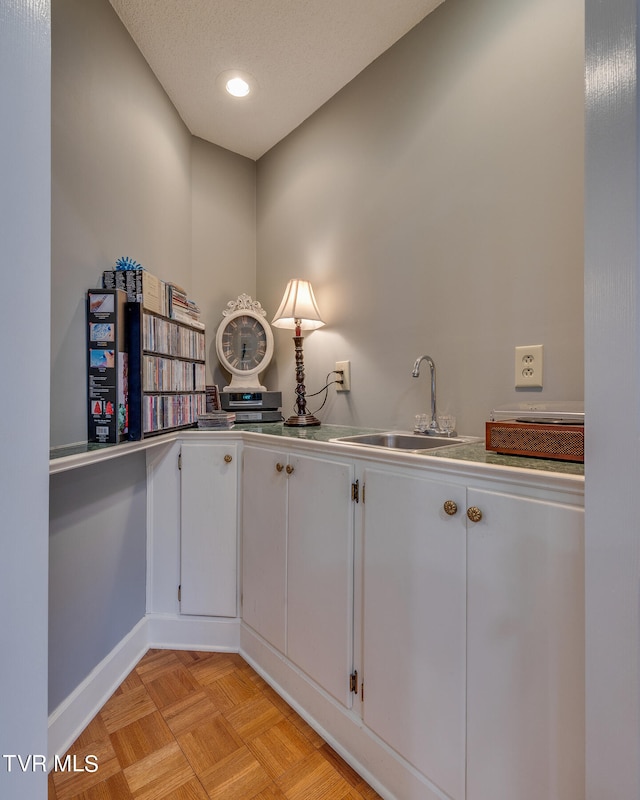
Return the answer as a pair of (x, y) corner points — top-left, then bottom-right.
(330, 431), (475, 451)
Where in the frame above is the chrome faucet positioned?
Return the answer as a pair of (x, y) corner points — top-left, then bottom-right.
(412, 355), (442, 434)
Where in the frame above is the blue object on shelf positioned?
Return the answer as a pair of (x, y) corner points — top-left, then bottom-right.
(115, 256), (143, 271)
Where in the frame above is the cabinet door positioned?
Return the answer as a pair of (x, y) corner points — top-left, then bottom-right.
(241, 445), (288, 653)
(362, 467), (467, 800)
(179, 442), (237, 616)
(466, 489), (584, 800)
(287, 453), (355, 708)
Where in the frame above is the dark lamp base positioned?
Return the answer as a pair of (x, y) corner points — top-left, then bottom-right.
(284, 413), (321, 427)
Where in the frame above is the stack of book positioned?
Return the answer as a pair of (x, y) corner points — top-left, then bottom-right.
(197, 411), (236, 430)
(102, 263), (203, 329)
(102, 269), (167, 316)
(168, 283), (204, 329)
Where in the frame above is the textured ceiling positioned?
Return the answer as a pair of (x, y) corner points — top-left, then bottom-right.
(109, 0), (446, 160)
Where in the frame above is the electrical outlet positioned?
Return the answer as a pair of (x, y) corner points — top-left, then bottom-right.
(336, 360), (351, 392)
(515, 345), (543, 389)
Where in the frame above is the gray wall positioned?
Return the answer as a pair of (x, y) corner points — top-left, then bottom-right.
(191, 136), (257, 387)
(49, 455), (147, 712)
(51, 0), (190, 448)
(52, 0), (584, 445)
(51, 0), (256, 448)
(48, 0), (256, 717)
(257, 0), (584, 436)
(0, 2), (50, 797)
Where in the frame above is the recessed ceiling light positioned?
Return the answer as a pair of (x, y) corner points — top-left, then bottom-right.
(217, 70), (256, 99)
(226, 76), (250, 97)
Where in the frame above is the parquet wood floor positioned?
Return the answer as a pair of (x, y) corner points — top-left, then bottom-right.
(48, 650), (382, 800)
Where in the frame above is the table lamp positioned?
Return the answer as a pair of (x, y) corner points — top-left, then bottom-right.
(272, 279), (325, 426)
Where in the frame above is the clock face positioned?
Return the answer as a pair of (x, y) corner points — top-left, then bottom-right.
(220, 314), (268, 371)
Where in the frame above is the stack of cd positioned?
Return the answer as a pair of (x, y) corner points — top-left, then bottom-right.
(197, 411), (236, 429)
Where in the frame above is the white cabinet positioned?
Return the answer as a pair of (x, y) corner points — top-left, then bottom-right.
(360, 464), (584, 800)
(362, 467), (467, 800)
(286, 449), (355, 708)
(168, 434), (583, 800)
(242, 444), (356, 707)
(242, 445), (288, 651)
(179, 441), (238, 617)
(465, 488), (584, 800)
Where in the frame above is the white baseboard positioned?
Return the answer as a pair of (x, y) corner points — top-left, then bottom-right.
(47, 617), (148, 763)
(145, 612), (240, 651)
(47, 613), (240, 763)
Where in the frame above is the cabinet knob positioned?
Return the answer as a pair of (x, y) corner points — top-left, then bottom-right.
(443, 500), (458, 516)
(286, 464), (295, 475)
(467, 506), (483, 523)
(276, 462), (284, 472)
(224, 454), (233, 463)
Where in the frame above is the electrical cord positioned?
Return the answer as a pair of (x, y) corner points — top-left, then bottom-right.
(308, 370), (343, 415)
(307, 376), (343, 397)
(286, 370), (344, 416)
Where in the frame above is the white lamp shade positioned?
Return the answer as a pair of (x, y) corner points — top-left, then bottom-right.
(271, 279), (325, 330)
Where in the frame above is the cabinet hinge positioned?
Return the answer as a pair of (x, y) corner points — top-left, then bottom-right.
(361, 682), (364, 702)
(178, 584), (181, 602)
(351, 480), (359, 503)
(350, 670), (358, 694)
(178, 452), (182, 470)
(362, 482), (365, 504)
